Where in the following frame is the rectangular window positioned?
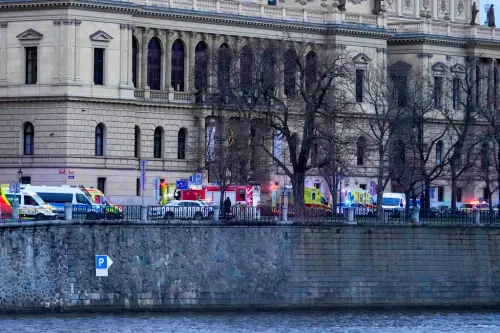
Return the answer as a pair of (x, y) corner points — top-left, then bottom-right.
(483, 187), (490, 201)
(433, 76), (443, 108)
(456, 187), (462, 203)
(438, 186), (444, 202)
(20, 176), (31, 185)
(392, 75), (407, 107)
(268, 0), (276, 5)
(355, 69), (364, 103)
(136, 178), (141, 197)
(93, 48), (105, 85)
(452, 78), (460, 110)
(97, 177), (106, 194)
(360, 184), (367, 190)
(25, 47), (37, 84)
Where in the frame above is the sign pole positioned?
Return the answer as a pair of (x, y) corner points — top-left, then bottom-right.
(140, 160), (147, 207)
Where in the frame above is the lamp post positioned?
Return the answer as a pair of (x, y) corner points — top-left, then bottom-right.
(17, 168), (23, 183)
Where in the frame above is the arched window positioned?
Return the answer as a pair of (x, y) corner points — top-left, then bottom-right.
(147, 37), (162, 90)
(154, 126), (164, 158)
(132, 37), (138, 88)
(305, 51), (318, 91)
(23, 122), (34, 155)
(95, 123), (105, 156)
(261, 47), (276, 92)
(171, 39), (185, 91)
(240, 45), (254, 95)
(134, 126), (141, 158)
(284, 48), (297, 98)
(218, 43), (231, 100)
(195, 42), (208, 95)
(436, 140), (443, 165)
(356, 136), (367, 166)
(178, 128), (187, 160)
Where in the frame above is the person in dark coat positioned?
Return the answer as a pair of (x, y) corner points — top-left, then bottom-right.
(223, 197), (232, 219)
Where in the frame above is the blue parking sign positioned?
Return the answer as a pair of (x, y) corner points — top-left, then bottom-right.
(95, 255), (107, 269)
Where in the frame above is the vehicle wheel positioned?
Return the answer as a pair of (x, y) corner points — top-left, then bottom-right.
(35, 213), (46, 221)
(194, 212), (203, 221)
(164, 211), (175, 220)
(86, 212), (98, 220)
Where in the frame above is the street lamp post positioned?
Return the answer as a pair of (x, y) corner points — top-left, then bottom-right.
(17, 168), (23, 184)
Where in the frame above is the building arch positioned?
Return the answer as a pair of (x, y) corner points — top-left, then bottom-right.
(153, 126), (164, 158)
(95, 123), (106, 156)
(178, 128), (187, 160)
(147, 37), (162, 90)
(23, 122), (34, 155)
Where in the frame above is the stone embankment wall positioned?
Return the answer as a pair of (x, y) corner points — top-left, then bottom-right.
(0, 222), (500, 312)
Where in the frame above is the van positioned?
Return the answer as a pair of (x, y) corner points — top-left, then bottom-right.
(0, 186), (57, 220)
(22, 185), (105, 220)
(382, 192), (406, 216)
(84, 187), (123, 219)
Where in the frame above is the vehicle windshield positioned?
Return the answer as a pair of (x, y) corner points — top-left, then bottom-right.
(31, 193), (46, 206)
(382, 198), (400, 206)
(198, 201), (207, 206)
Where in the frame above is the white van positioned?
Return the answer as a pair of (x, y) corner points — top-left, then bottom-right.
(2, 189), (57, 220)
(382, 192), (406, 212)
(22, 185), (103, 219)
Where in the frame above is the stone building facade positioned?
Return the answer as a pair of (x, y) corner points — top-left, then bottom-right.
(0, 0), (498, 205)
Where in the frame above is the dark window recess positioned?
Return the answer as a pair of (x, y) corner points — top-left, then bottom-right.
(23, 122), (34, 155)
(355, 69), (364, 102)
(147, 38), (162, 90)
(194, 42), (208, 96)
(268, 0), (276, 5)
(95, 124), (104, 156)
(93, 48), (105, 85)
(134, 126), (140, 158)
(284, 49), (296, 98)
(177, 128), (186, 160)
(21, 176), (31, 185)
(452, 78), (460, 110)
(433, 76), (442, 108)
(136, 178), (141, 196)
(360, 184), (367, 190)
(25, 47), (37, 84)
(97, 178), (106, 194)
(305, 51), (317, 92)
(392, 75), (408, 107)
(171, 40), (185, 91)
(456, 188), (463, 203)
(154, 127), (163, 158)
(132, 38), (138, 88)
(438, 186), (444, 202)
(483, 187), (490, 201)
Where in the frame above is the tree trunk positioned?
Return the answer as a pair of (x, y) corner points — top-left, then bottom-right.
(450, 167), (458, 211)
(331, 174), (339, 215)
(422, 179), (431, 216)
(376, 172), (384, 222)
(404, 188), (411, 217)
(292, 173), (306, 206)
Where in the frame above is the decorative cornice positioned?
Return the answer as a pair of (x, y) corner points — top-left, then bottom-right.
(53, 19), (61, 25)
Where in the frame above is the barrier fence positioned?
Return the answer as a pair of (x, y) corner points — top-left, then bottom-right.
(2, 203), (500, 226)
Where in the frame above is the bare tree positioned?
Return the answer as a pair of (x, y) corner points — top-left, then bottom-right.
(202, 33), (356, 205)
(355, 61), (408, 218)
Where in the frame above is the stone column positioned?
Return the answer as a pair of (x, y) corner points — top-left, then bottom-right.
(488, 58), (496, 108)
(61, 20), (75, 83)
(165, 30), (174, 91)
(119, 24), (128, 87)
(141, 28), (149, 89)
(432, 0), (438, 19)
(449, 0), (455, 21)
(414, 0), (420, 18)
(397, 0), (402, 16)
(135, 28), (142, 88)
(198, 115), (206, 171)
(187, 32), (197, 93)
(127, 25), (134, 87)
(470, 57), (477, 107)
(52, 20), (60, 83)
(74, 20), (81, 83)
(0, 22), (8, 86)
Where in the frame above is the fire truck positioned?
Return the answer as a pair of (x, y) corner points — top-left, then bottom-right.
(176, 185), (261, 207)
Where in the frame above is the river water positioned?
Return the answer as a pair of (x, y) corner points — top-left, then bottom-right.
(1, 310), (500, 333)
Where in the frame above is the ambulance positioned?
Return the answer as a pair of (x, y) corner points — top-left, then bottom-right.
(0, 185), (57, 220)
(84, 186), (124, 219)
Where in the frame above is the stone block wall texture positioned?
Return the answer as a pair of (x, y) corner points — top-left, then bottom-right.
(0, 224), (500, 312)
